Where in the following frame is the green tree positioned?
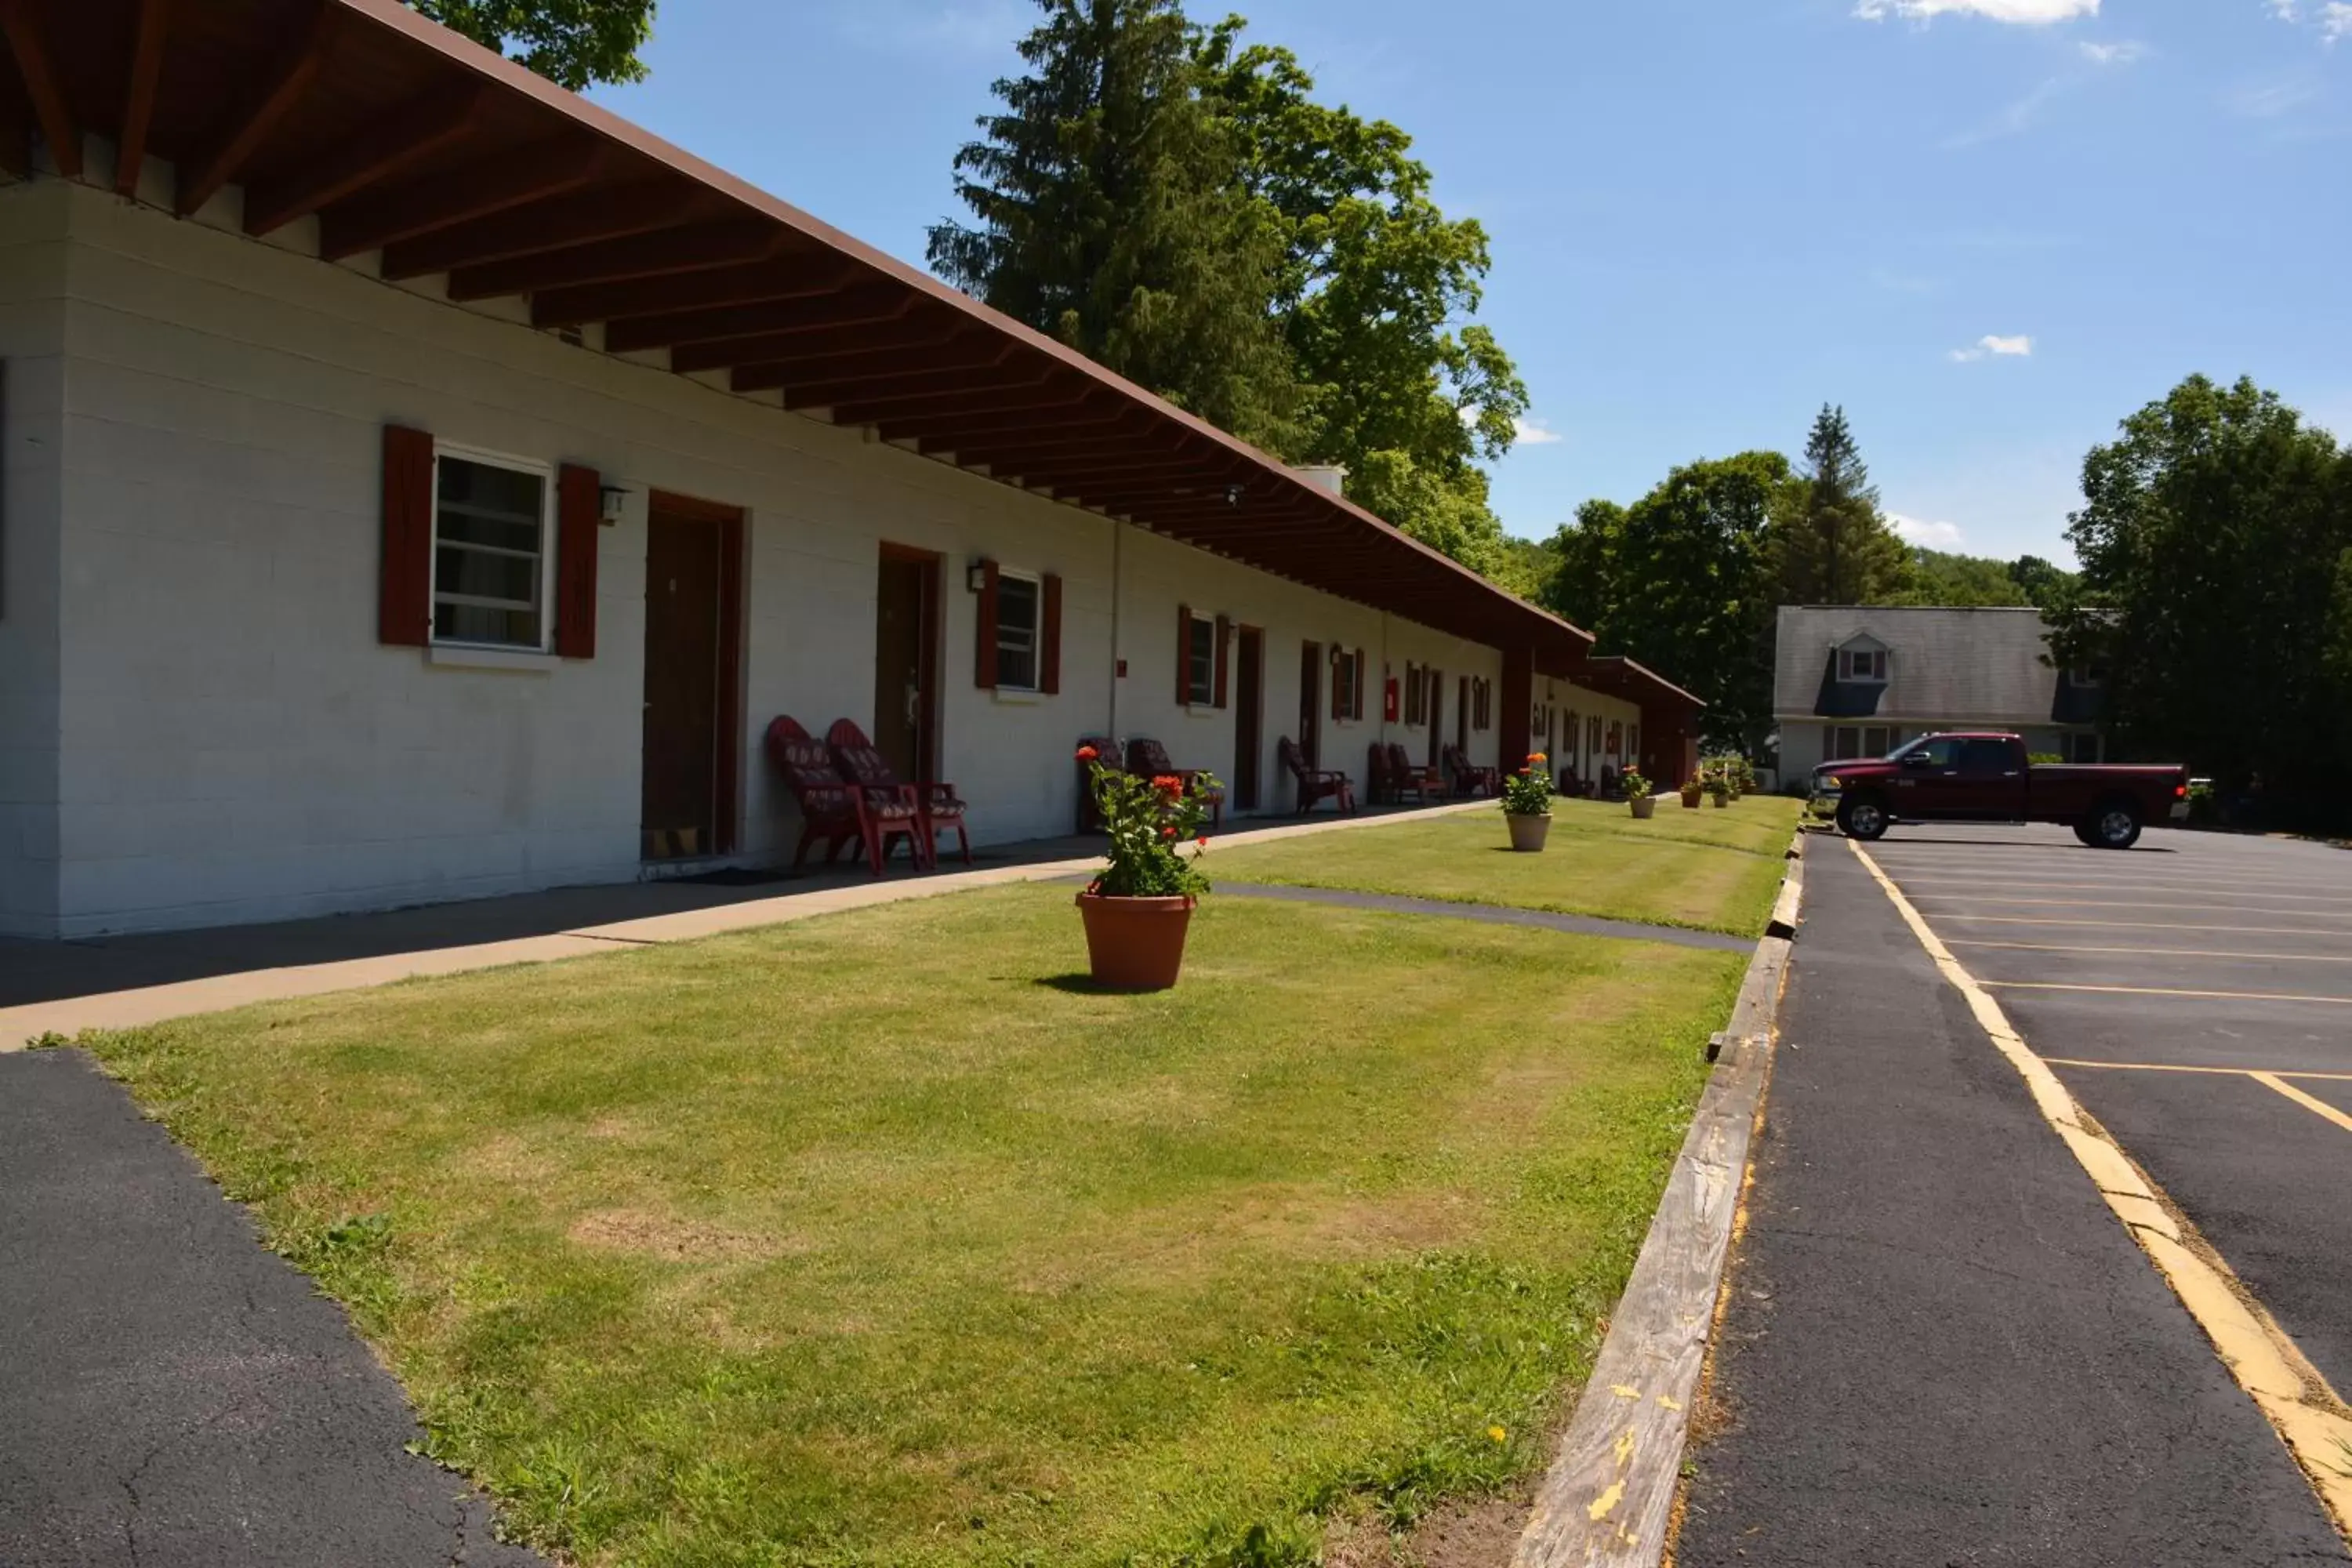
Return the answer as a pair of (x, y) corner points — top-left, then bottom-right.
(415, 0), (655, 89)
(2052, 374), (2350, 819)
(1540, 499), (1624, 633)
(1767, 405), (1911, 605)
(1195, 24), (1526, 557)
(927, 0), (1300, 451)
(1593, 453), (1793, 752)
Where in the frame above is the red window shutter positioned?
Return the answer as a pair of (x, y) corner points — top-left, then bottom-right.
(1330, 650), (1345, 721)
(1355, 648), (1366, 720)
(1176, 604), (1192, 705)
(1040, 572), (1062, 695)
(379, 424), (433, 646)
(554, 463), (599, 659)
(1213, 615), (1230, 709)
(975, 559), (1000, 689)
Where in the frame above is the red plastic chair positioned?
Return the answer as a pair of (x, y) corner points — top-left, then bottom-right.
(826, 718), (971, 870)
(764, 716), (916, 875)
(1279, 736), (1355, 815)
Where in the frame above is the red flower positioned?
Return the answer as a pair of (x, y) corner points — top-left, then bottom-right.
(1162, 825), (1178, 839)
(1152, 774), (1182, 796)
(1196, 836), (1209, 848)
(1076, 745), (1099, 762)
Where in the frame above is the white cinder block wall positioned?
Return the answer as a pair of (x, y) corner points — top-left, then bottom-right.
(0, 180), (68, 935)
(18, 181), (1537, 937)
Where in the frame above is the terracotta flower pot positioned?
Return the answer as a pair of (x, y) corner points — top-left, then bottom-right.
(1505, 811), (1552, 852)
(1710, 793), (1728, 808)
(1629, 795), (1657, 819)
(1680, 790), (1702, 810)
(1076, 891), (1196, 990)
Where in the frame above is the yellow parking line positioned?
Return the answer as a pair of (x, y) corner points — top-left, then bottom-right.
(1933, 916), (2347, 936)
(1912, 895), (2352, 917)
(2042, 1058), (2352, 1081)
(1849, 840), (2352, 1534)
(1981, 980), (2352, 1006)
(1947, 940), (2352, 964)
(1905, 880), (2352, 906)
(2250, 1073), (2352, 1135)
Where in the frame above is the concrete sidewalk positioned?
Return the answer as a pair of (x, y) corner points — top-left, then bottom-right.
(1675, 838), (2347, 1566)
(1, 802), (1486, 1048)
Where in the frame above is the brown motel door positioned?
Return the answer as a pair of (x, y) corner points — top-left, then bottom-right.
(1233, 626), (1264, 811)
(873, 547), (938, 784)
(1298, 641), (1323, 770)
(641, 500), (741, 859)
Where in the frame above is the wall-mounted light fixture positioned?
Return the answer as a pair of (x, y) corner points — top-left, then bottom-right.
(967, 560), (993, 593)
(598, 484), (627, 525)
(1225, 483), (1245, 508)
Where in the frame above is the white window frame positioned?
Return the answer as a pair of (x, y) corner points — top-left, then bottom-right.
(1838, 646), (1889, 684)
(430, 442), (556, 653)
(993, 567), (1043, 694)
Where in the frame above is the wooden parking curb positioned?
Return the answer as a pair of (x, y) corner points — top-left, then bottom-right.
(1512, 835), (1804, 1568)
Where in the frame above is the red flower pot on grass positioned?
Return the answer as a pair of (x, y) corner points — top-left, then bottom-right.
(1073, 747), (1223, 990)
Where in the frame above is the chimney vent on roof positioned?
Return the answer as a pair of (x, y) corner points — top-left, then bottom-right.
(1290, 463), (1348, 497)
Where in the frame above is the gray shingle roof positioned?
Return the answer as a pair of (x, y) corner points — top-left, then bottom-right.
(1773, 605), (2092, 724)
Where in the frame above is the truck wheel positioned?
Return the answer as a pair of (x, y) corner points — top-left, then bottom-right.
(2088, 800), (2142, 850)
(1837, 795), (1889, 841)
(2071, 821), (2100, 848)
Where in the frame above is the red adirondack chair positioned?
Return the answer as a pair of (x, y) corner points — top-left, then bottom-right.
(1442, 743), (1499, 798)
(1279, 735), (1355, 815)
(1366, 741), (1396, 804)
(764, 716), (920, 874)
(826, 717), (971, 870)
(1385, 742), (1443, 805)
(1123, 736), (1224, 828)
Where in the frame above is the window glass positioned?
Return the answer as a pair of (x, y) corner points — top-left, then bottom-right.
(1863, 726), (1889, 757)
(1907, 736), (1962, 768)
(434, 453), (546, 648)
(996, 574), (1040, 691)
(1959, 738), (2015, 775)
(1186, 616), (1215, 705)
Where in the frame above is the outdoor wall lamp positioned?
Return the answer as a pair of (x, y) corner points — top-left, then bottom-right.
(1225, 483), (1245, 507)
(967, 560), (993, 593)
(597, 484), (628, 524)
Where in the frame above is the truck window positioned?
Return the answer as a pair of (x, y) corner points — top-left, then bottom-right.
(1899, 736), (1962, 769)
(1959, 738), (2016, 775)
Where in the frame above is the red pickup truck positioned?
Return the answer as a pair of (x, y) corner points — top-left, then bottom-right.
(1812, 731), (2189, 849)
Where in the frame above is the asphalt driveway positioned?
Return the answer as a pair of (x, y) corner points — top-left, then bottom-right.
(1866, 822), (2352, 1397)
(0, 1049), (543, 1567)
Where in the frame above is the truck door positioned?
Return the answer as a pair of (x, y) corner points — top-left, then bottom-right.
(1889, 735), (1965, 817)
(1956, 736), (2029, 819)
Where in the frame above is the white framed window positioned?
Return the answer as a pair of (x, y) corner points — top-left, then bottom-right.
(1838, 646), (1889, 683)
(1185, 615), (1216, 706)
(432, 445), (554, 651)
(995, 569), (1042, 692)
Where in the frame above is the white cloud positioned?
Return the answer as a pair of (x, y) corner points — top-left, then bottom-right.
(1943, 78), (2067, 146)
(1950, 333), (2034, 361)
(1890, 514), (1967, 549)
(1513, 416), (1565, 447)
(2322, 3), (2352, 42)
(2269, 0), (2299, 22)
(1857, 0), (2097, 22)
(2224, 74), (2321, 115)
(2078, 39), (2149, 63)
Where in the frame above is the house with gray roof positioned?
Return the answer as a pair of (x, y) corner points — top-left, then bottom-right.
(1773, 606), (2105, 779)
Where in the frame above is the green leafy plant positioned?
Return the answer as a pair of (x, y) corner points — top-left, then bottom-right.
(1500, 752), (1554, 816)
(1078, 745), (1219, 898)
(1621, 767), (1651, 799)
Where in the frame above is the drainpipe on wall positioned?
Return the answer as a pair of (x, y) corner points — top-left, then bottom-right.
(1378, 612), (1391, 742)
(1106, 516), (1123, 743)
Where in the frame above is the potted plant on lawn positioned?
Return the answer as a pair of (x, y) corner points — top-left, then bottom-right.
(1707, 771), (1732, 808)
(1073, 745), (1219, 990)
(1501, 751), (1554, 852)
(1624, 766), (1655, 818)
(1679, 777), (1704, 810)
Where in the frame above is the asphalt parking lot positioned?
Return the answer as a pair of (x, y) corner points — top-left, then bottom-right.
(1864, 820), (2352, 1397)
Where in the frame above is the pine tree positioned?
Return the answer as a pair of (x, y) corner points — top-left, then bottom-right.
(926, 0), (1299, 452)
(1768, 405), (1911, 604)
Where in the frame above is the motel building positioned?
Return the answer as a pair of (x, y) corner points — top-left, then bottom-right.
(0, 0), (1700, 940)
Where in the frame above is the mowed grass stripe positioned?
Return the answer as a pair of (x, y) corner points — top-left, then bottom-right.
(81, 884), (1744, 1568)
(1204, 796), (1802, 937)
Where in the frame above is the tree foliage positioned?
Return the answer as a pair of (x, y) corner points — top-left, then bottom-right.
(414, 0), (655, 89)
(1886, 548), (2079, 609)
(929, 2), (1524, 573)
(1766, 405), (1911, 607)
(2050, 374), (2352, 822)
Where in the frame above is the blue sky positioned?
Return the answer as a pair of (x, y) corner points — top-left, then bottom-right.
(591, 0), (2351, 564)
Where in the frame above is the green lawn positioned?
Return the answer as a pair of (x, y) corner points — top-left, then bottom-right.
(1207, 795), (1804, 936)
(82, 885), (1744, 1568)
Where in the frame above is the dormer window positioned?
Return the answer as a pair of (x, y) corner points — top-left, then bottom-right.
(1838, 646), (1888, 683)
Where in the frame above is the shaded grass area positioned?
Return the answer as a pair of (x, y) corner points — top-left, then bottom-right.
(82, 886), (1743, 1568)
(1208, 797), (1803, 936)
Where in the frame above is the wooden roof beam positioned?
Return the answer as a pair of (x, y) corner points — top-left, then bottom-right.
(382, 181), (694, 280)
(319, 137), (602, 261)
(114, 0), (170, 196)
(728, 337), (1011, 396)
(245, 82), (486, 237)
(0, 0), (80, 178)
(176, 1), (333, 216)
(924, 420), (1159, 464)
(532, 256), (854, 329)
(0, 60), (26, 179)
(829, 380), (1093, 427)
(446, 220), (782, 301)
(779, 360), (1042, 412)
(604, 286), (908, 354)
(889, 401), (1132, 448)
